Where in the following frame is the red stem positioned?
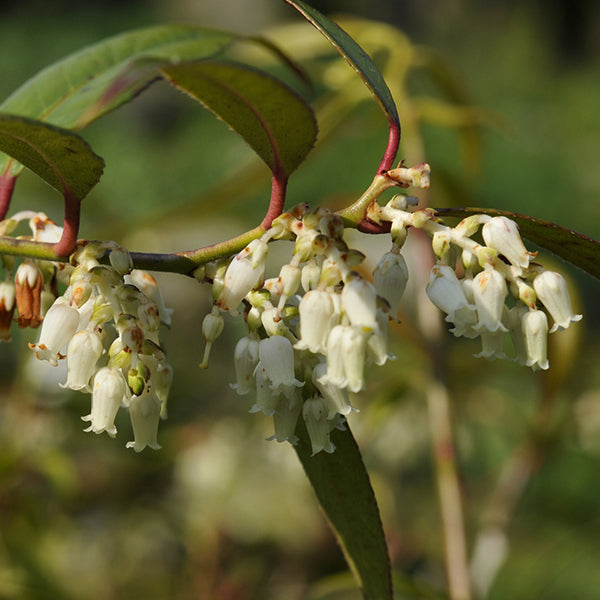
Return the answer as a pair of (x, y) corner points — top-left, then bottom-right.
(54, 193), (80, 257)
(0, 174), (16, 220)
(260, 173), (288, 230)
(377, 119), (401, 174)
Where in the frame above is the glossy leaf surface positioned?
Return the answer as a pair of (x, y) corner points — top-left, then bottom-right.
(0, 115), (104, 200)
(0, 25), (237, 178)
(163, 61), (317, 177)
(283, 0), (399, 129)
(436, 207), (600, 280)
(294, 420), (393, 600)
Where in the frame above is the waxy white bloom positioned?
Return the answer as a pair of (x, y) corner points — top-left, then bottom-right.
(218, 239), (268, 312)
(522, 309), (549, 370)
(268, 390), (302, 444)
(302, 396), (335, 455)
(474, 329), (509, 361)
(482, 216), (533, 274)
(373, 250), (409, 316)
(29, 298), (80, 365)
(507, 303), (530, 366)
(82, 367), (128, 437)
(426, 264), (477, 336)
(258, 335), (303, 397)
(342, 327), (368, 393)
(473, 269), (508, 333)
(126, 389), (162, 452)
(126, 270), (173, 327)
(61, 329), (104, 391)
(322, 324), (348, 388)
(313, 361), (354, 418)
(341, 275), (378, 332)
(295, 289), (336, 354)
(250, 363), (281, 416)
(533, 270), (582, 332)
(231, 335), (260, 395)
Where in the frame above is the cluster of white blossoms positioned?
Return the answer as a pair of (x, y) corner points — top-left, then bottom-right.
(370, 198), (582, 370)
(201, 194), (582, 454)
(200, 203), (408, 455)
(1, 213), (173, 452)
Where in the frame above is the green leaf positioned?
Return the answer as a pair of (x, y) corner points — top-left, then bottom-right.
(162, 60), (317, 177)
(283, 0), (399, 129)
(0, 115), (104, 200)
(294, 420), (393, 600)
(436, 207), (600, 280)
(0, 25), (237, 177)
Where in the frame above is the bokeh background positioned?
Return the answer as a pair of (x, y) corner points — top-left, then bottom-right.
(1, 1), (600, 599)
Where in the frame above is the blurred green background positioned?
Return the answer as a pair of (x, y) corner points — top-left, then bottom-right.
(1, 1), (600, 599)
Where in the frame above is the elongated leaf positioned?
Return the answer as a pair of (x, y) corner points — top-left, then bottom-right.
(0, 25), (237, 178)
(162, 61), (317, 177)
(0, 115), (104, 199)
(294, 420), (393, 600)
(283, 0), (399, 129)
(436, 207), (600, 280)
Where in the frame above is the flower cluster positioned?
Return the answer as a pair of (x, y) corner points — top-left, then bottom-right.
(201, 204), (406, 455)
(370, 200), (581, 370)
(200, 192), (582, 454)
(17, 231), (174, 452)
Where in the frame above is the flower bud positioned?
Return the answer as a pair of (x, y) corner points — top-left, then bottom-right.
(199, 308), (224, 369)
(0, 281), (15, 341)
(14, 261), (43, 328)
(108, 247), (134, 276)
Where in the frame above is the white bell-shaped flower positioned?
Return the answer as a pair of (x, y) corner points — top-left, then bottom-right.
(473, 268), (508, 333)
(322, 324), (348, 388)
(474, 329), (509, 361)
(522, 309), (549, 370)
(29, 297), (80, 366)
(342, 327), (368, 393)
(250, 363), (281, 416)
(126, 270), (173, 327)
(426, 264), (477, 336)
(268, 389), (302, 445)
(507, 303), (529, 366)
(533, 270), (582, 333)
(341, 274), (378, 332)
(126, 389), (162, 452)
(82, 367), (127, 437)
(231, 335), (260, 395)
(295, 289), (336, 354)
(373, 250), (409, 317)
(258, 335), (303, 396)
(218, 239), (268, 312)
(482, 216), (533, 274)
(313, 361), (354, 418)
(302, 396), (336, 455)
(61, 329), (104, 391)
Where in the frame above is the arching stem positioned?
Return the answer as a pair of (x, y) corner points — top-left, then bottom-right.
(0, 173), (16, 221)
